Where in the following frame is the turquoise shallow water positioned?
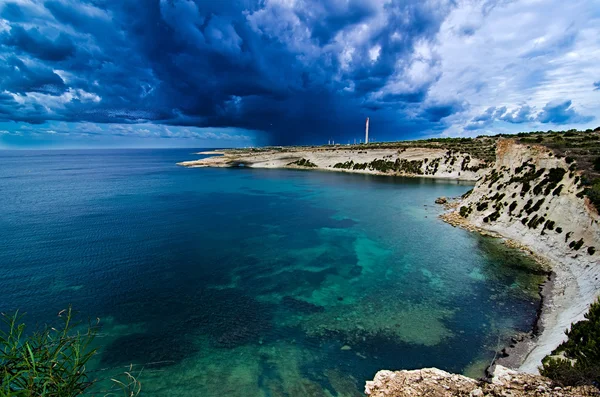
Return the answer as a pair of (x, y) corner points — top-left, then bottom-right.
(0, 149), (545, 396)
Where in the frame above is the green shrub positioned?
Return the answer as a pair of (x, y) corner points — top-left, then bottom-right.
(289, 158), (317, 168)
(569, 238), (585, 251)
(0, 308), (141, 397)
(527, 214), (543, 229)
(541, 298), (600, 386)
(333, 161), (354, 169)
(459, 206), (471, 218)
(488, 210), (501, 222)
(533, 168), (566, 195)
(552, 185), (563, 196)
(461, 189), (473, 199)
(585, 180), (600, 208)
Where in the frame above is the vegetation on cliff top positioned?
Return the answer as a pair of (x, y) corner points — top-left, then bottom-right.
(0, 308), (141, 396)
(511, 128), (600, 211)
(541, 297), (600, 388)
(226, 136), (499, 163)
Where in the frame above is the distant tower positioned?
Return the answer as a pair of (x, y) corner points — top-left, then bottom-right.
(365, 117), (370, 144)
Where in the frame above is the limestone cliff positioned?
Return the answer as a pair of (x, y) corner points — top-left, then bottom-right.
(444, 139), (600, 372)
(364, 366), (598, 397)
(178, 146), (490, 181)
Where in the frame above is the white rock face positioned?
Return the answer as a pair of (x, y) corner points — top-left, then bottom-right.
(455, 139), (600, 373)
(179, 147), (489, 181)
(492, 365), (520, 385)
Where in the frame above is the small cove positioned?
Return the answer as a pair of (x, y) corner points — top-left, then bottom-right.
(0, 149), (546, 396)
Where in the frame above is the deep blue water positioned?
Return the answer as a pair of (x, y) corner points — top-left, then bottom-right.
(0, 149), (544, 396)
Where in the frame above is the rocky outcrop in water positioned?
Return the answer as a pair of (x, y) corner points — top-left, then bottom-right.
(365, 366), (599, 397)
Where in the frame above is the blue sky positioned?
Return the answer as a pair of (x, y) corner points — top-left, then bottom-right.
(0, 0), (599, 148)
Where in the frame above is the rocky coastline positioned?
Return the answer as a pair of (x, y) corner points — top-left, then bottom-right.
(364, 366), (599, 397)
(180, 137), (600, 394)
(446, 139), (599, 374)
(178, 143), (492, 182)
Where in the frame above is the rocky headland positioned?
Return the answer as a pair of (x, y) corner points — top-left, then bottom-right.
(178, 138), (494, 181)
(180, 131), (600, 395)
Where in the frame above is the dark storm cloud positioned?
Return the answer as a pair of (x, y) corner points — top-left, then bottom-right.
(0, 56), (66, 94)
(0, 92), (19, 116)
(308, 1), (378, 45)
(1, 25), (75, 61)
(472, 107), (500, 122)
(464, 106), (502, 130)
(0, 0), (461, 143)
(500, 105), (534, 124)
(420, 101), (466, 122)
(536, 100), (594, 125)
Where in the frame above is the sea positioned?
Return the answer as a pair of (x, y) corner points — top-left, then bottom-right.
(0, 149), (546, 396)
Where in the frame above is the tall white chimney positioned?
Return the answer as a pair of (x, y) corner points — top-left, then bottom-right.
(365, 117), (369, 144)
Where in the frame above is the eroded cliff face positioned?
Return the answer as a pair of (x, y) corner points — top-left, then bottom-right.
(364, 366), (598, 397)
(445, 139), (600, 372)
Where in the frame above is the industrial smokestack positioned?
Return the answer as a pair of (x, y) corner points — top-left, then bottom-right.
(365, 117), (369, 144)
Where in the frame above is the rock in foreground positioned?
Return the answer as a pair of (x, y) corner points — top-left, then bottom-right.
(365, 366), (598, 397)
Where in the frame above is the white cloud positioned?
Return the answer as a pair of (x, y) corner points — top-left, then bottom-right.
(426, 0), (600, 135)
(10, 88), (102, 115)
(0, 19), (10, 33)
(369, 44), (381, 62)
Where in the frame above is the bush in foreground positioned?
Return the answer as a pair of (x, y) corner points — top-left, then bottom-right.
(0, 307), (141, 397)
(541, 298), (600, 387)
